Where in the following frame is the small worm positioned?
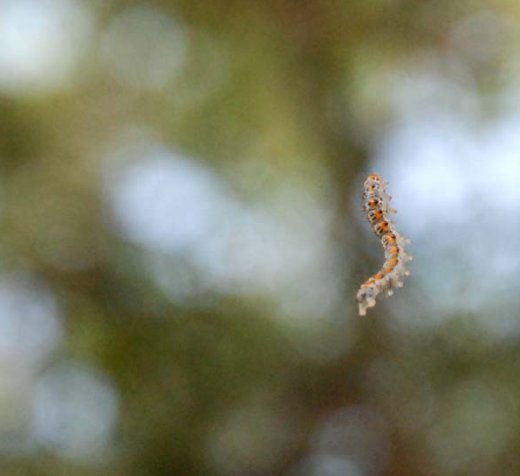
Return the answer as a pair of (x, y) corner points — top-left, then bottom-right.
(356, 174), (412, 316)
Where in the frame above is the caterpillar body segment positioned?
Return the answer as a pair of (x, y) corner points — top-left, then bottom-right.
(356, 174), (412, 316)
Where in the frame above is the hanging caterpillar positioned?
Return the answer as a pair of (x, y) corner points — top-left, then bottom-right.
(356, 174), (412, 316)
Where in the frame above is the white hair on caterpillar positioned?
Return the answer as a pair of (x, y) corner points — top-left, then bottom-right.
(356, 174), (412, 316)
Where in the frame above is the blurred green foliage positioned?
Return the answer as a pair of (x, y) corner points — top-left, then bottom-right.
(1, 1), (520, 475)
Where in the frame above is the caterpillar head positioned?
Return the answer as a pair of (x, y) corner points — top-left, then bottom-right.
(363, 174), (384, 195)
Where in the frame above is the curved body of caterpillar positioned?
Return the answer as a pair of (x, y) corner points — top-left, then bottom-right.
(356, 174), (412, 316)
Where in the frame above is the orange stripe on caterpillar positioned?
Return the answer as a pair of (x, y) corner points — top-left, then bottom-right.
(356, 174), (412, 316)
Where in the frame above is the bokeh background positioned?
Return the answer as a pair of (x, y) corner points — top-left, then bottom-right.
(1, 0), (520, 475)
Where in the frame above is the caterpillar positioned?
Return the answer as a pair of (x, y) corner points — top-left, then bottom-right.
(356, 174), (412, 316)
